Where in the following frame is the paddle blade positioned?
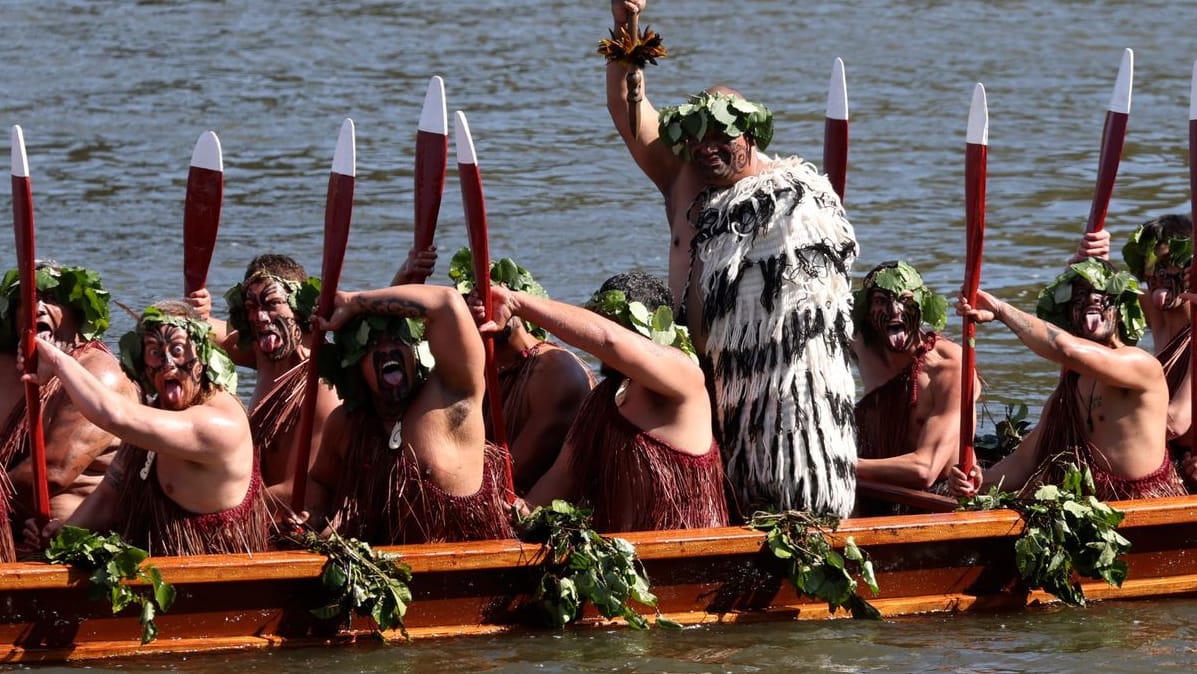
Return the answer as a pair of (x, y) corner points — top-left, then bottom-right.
(412, 76), (449, 271)
(959, 83), (989, 477)
(822, 57), (849, 203)
(10, 124), (50, 522)
(183, 130), (224, 295)
(1085, 48), (1133, 234)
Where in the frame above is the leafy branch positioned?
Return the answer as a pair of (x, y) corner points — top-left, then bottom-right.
(45, 526), (176, 644)
(748, 511), (881, 619)
(959, 464), (1130, 606)
(517, 500), (678, 630)
(289, 528), (413, 639)
(974, 403), (1031, 465)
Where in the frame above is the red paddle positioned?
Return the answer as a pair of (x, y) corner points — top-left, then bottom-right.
(411, 76), (449, 283)
(1085, 49), (1133, 235)
(959, 84), (988, 477)
(454, 111), (514, 502)
(182, 131), (223, 295)
(823, 57), (849, 203)
(10, 125), (50, 523)
(1188, 59), (1197, 453)
(290, 119), (356, 514)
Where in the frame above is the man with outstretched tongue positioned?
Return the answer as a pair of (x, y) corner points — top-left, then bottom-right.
(950, 258), (1186, 501)
(851, 261), (979, 514)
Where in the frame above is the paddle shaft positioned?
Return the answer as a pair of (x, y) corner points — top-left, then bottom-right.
(12, 173), (51, 522)
(182, 165), (223, 295)
(959, 142), (987, 476)
(1084, 110), (1129, 234)
(290, 171), (354, 514)
(626, 13), (641, 138)
(823, 117), (848, 203)
(411, 129), (448, 282)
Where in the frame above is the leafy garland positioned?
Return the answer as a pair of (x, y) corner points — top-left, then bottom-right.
(1121, 223), (1193, 280)
(517, 499), (679, 630)
(118, 306), (238, 394)
(447, 247), (549, 340)
(749, 511), (881, 619)
(586, 289), (698, 363)
(596, 23), (667, 69)
(959, 464), (1131, 606)
(45, 525), (176, 644)
(1035, 258), (1146, 345)
(973, 403), (1031, 466)
(288, 528), (413, 639)
(0, 265), (111, 352)
(852, 261), (948, 332)
(657, 91), (774, 158)
(223, 274), (321, 349)
(316, 313), (434, 411)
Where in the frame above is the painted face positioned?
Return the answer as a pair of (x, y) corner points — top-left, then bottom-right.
(243, 279), (302, 361)
(142, 324), (204, 410)
(1066, 280), (1118, 344)
(866, 288), (920, 353)
(360, 336), (418, 419)
(685, 130), (752, 186)
(15, 292), (81, 351)
(1146, 243), (1189, 311)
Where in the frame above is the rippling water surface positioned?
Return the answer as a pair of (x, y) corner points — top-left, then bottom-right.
(5, 0), (1197, 670)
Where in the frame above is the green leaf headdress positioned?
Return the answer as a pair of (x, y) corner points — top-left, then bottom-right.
(851, 261), (948, 332)
(118, 304), (238, 396)
(0, 264), (111, 353)
(585, 289), (698, 364)
(317, 314), (435, 411)
(657, 91), (774, 159)
(1120, 222), (1193, 281)
(223, 273), (322, 349)
(447, 247), (550, 340)
(1035, 258), (1146, 345)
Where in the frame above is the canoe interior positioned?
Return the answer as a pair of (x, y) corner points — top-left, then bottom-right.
(3, 495), (1197, 663)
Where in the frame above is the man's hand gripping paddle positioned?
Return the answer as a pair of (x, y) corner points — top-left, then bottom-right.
(290, 119), (355, 514)
(10, 125), (50, 524)
(454, 111), (515, 503)
(959, 84), (988, 477)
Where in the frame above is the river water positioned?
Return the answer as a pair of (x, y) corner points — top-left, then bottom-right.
(4, 0), (1197, 670)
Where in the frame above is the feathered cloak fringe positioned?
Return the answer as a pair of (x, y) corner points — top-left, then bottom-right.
(112, 444), (271, 556)
(565, 377), (729, 532)
(1022, 372), (1186, 501)
(688, 156), (857, 517)
(329, 410), (515, 544)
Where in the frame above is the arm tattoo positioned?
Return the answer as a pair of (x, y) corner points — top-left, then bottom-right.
(1003, 304), (1036, 336)
(361, 296), (427, 319)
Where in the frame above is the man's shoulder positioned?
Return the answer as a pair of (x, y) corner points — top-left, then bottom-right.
(75, 345), (131, 386)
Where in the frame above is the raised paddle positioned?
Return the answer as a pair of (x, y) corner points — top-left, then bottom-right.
(959, 83), (989, 478)
(1085, 48), (1133, 235)
(290, 118), (356, 515)
(1189, 59), (1197, 453)
(411, 76), (449, 283)
(823, 57), (849, 203)
(182, 131), (223, 296)
(454, 110), (515, 502)
(10, 125), (50, 523)
(625, 11), (642, 138)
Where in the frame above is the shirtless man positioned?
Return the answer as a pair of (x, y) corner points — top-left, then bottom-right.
(26, 301), (269, 555)
(606, 0), (858, 517)
(304, 283), (514, 544)
(0, 264), (137, 527)
(499, 271), (727, 533)
(852, 262), (977, 514)
(951, 259), (1186, 501)
(219, 254), (340, 514)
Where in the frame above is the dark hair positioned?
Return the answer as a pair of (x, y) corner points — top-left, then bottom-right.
(244, 254), (306, 284)
(595, 271), (672, 313)
(1140, 214), (1193, 242)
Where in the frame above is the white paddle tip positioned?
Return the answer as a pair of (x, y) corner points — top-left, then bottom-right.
(454, 111), (477, 166)
(10, 125), (29, 178)
(1109, 48), (1133, 114)
(332, 118), (356, 177)
(419, 76), (449, 135)
(967, 83), (989, 146)
(190, 131), (223, 172)
(826, 58), (848, 121)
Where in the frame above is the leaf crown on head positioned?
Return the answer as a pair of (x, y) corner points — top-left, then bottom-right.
(223, 272), (322, 349)
(118, 305), (238, 395)
(1120, 222), (1193, 280)
(317, 314), (435, 411)
(447, 247), (550, 340)
(657, 91), (774, 158)
(0, 264), (111, 352)
(1035, 258), (1146, 345)
(585, 289), (698, 363)
(851, 261), (948, 332)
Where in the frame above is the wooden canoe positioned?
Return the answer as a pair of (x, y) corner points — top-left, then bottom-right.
(3, 494), (1197, 664)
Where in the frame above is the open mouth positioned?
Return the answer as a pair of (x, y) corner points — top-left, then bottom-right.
(36, 320), (54, 341)
(255, 327), (283, 354)
(884, 321), (909, 351)
(1081, 307), (1105, 333)
(380, 360), (405, 389)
